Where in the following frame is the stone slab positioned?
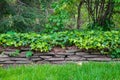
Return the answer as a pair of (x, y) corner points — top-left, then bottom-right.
(15, 61), (32, 64)
(76, 52), (89, 56)
(4, 48), (17, 52)
(0, 58), (10, 61)
(31, 56), (40, 58)
(10, 58), (28, 61)
(34, 52), (55, 56)
(65, 50), (81, 53)
(83, 55), (108, 58)
(65, 56), (86, 61)
(40, 56), (52, 59)
(87, 58), (111, 61)
(56, 52), (75, 56)
(3, 51), (13, 55)
(31, 58), (42, 61)
(46, 58), (64, 61)
(0, 61), (15, 64)
(0, 54), (8, 58)
(54, 55), (66, 58)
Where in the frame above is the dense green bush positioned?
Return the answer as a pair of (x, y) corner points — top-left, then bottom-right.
(0, 30), (120, 58)
(0, 0), (54, 33)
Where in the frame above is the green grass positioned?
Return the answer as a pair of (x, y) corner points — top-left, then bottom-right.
(0, 62), (120, 80)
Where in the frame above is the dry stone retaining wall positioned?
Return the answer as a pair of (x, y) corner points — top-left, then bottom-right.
(0, 48), (118, 65)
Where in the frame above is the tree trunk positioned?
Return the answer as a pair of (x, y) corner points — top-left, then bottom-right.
(77, 0), (84, 29)
(84, 0), (114, 30)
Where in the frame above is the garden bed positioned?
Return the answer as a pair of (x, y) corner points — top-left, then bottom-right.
(0, 30), (120, 65)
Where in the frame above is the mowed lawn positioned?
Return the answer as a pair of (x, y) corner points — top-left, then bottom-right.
(0, 62), (120, 80)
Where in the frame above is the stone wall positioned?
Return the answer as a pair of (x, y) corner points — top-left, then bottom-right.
(0, 48), (118, 65)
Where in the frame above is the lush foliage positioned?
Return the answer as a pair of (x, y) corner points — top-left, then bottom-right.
(0, 0), (120, 33)
(0, 0), (53, 33)
(0, 62), (120, 80)
(45, 0), (120, 32)
(0, 30), (120, 58)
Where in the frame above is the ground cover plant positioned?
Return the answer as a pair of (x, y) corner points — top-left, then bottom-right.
(0, 30), (120, 58)
(0, 62), (120, 80)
